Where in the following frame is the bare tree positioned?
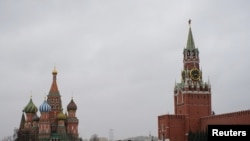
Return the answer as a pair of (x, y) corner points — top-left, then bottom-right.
(13, 128), (18, 140)
(1, 136), (12, 141)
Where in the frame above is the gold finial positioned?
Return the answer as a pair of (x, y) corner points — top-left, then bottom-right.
(52, 65), (57, 74)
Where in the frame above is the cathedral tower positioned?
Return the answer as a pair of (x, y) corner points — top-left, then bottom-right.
(47, 68), (63, 133)
(67, 98), (79, 139)
(23, 97), (38, 130)
(38, 99), (51, 140)
(56, 109), (67, 138)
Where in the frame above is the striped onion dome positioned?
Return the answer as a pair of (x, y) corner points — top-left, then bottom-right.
(39, 100), (51, 112)
(23, 98), (38, 113)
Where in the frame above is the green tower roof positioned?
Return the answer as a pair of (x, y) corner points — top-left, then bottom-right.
(186, 20), (195, 49)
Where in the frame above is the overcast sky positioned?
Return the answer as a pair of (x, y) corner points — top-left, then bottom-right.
(1, 0), (250, 140)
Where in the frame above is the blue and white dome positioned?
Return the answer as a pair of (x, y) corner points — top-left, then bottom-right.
(39, 100), (51, 112)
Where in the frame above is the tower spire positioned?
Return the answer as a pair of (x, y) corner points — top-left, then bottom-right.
(48, 67), (59, 95)
(47, 68), (62, 132)
(186, 19), (195, 49)
(18, 112), (25, 130)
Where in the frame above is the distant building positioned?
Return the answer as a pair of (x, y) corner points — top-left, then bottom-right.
(16, 68), (80, 141)
(99, 137), (109, 141)
(158, 21), (250, 141)
(122, 135), (157, 141)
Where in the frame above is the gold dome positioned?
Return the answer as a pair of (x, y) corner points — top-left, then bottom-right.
(57, 111), (66, 120)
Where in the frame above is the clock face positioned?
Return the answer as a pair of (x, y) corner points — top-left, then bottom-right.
(190, 68), (200, 80)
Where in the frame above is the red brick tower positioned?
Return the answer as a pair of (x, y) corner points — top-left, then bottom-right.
(47, 67), (63, 133)
(66, 98), (79, 139)
(38, 99), (52, 140)
(23, 97), (38, 130)
(158, 21), (213, 141)
(174, 20), (212, 132)
(57, 109), (67, 135)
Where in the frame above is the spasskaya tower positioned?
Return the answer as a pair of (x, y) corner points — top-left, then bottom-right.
(158, 20), (212, 141)
(174, 20), (212, 132)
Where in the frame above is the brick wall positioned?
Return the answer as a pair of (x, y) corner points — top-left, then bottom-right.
(200, 110), (250, 130)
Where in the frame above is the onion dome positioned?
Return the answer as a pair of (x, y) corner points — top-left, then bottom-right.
(23, 98), (38, 113)
(67, 98), (77, 111)
(39, 100), (51, 112)
(57, 110), (67, 120)
(32, 114), (40, 121)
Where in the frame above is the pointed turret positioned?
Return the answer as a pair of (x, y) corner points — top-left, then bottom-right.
(186, 19), (195, 49)
(18, 112), (25, 130)
(47, 68), (63, 132)
(183, 20), (200, 70)
(48, 67), (60, 96)
(47, 68), (62, 111)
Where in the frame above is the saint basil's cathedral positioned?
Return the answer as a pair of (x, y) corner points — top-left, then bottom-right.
(16, 68), (80, 141)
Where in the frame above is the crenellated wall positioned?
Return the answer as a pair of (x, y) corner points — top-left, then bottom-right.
(158, 114), (186, 141)
(200, 110), (250, 130)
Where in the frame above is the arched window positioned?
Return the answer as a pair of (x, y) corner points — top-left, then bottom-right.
(192, 50), (196, 56)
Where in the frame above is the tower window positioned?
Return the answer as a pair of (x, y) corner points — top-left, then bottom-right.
(192, 50), (196, 56)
